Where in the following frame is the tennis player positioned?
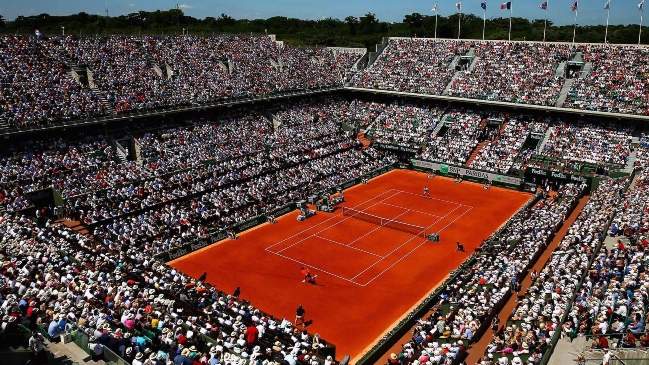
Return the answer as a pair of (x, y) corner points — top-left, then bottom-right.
(300, 266), (318, 284)
(423, 186), (431, 199)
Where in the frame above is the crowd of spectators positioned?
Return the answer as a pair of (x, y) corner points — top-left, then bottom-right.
(0, 212), (336, 365)
(350, 39), (468, 94)
(478, 177), (622, 365)
(0, 135), (149, 212)
(0, 35), (106, 128)
(563, 45), (649, 115)
(537, 121), (633, 167)
(446, 42), (573, 106)
(1, 35), (361, 125)
(62, 36), (173, 113)
(370, 102), (444, 147)
(419, 108), (484, 166)
(390, 182), (586, 365)
(91, 149), (389, 256)
(469, 118), (532, 174)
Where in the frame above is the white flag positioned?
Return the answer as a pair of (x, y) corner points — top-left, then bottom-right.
(432, 3), (438, 12)
(456, 2), (462, 10)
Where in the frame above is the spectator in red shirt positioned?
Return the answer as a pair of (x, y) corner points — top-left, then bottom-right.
(245, 324), (259, 347)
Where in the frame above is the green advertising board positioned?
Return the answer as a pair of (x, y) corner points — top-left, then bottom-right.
(411, 159), (523, 189)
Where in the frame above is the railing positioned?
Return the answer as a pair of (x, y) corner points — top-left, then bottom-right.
(0, 86), (344, 137)
(539, 176), (633, 365)
(71, 328), (130, 365)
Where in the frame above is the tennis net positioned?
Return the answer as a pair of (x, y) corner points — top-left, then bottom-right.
(341, 206), (426, 237)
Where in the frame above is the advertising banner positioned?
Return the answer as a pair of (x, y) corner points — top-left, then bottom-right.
(411, 160), (523, 186)
(375, 143), (420, 154)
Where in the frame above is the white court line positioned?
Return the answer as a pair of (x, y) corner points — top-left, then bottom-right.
(360, 205), (474, 287)
(265, 249), (364, 286)
(274, 191), (403, 254)
(351, 203), (465, 283)
(264, 188), (397, 251)
(379, 202), (443, 218)
(349, 229), (424, 281)
(436, 206), (473, 233)
(392, 189), (474, 209)
(313, 235), (383, 258)
(345, 208), (411, 247)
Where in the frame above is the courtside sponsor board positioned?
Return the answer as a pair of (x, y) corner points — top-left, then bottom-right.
(375, 143), (420, 154)
(526, 167), (590, 183)
(234, 215), (267, 233)
(411, 160), (523, 185)
(271, 202), (297, 217)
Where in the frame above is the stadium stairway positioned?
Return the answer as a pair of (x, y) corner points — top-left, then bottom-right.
(622, 148), (638, 174)
(556, 78), (574, 107)
(573, 52), (584, 64)
(468, 56), (480, 71)
(555, 61), (567, 77)
(357, 132), (371, 149)
(91, 87), (115, 115)
(498, 121), (508, 134)
(448, 54), (463, 70)
(537, 127), (555, 153)
(269, 57), (281, 70)
(441, 72), (461, 96)
(547, 336), (589, 365)
(465, 141), (486, 167)
(463, 194), (591, 365)
(432, 119), (446, 137)
(47, 337), (105, 365)
(581, 62), (592, 78)
(3, 350), (33, 365)
(0, 116), (9, 130)
(62, 220), (91, 237)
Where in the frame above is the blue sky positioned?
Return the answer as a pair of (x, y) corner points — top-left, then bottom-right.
(1, 0), (645, 26)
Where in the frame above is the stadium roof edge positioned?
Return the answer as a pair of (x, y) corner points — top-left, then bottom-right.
(344, 86), (649, 122)
(386, 37), (649, 48)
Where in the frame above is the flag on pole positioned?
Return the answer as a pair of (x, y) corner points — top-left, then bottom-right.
(456, 2), (462, 10)
(639, 1), (645, 10)
(481, 1), (487, 10)
(540, 2), (547, 10)
(571, 2), (578, 11)
(500, 2), (511, 9)
(604, 1), (610, 10)
(432, 3), (438, 12)
(35, 29), (42, 37)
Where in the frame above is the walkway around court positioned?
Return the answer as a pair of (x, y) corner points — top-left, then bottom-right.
(463, 194), (591, 365)
(369, 193), (591, 365)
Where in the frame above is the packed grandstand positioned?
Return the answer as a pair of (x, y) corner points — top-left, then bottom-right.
(1, 30), (649, 365)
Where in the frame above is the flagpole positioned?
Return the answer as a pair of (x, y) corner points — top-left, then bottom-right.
(435, 1), (439, 39)
(458, 2), (463, 40)
(483, 8), (486, 40)
(508, 0), (513, 41)
(605, 2), (610, 44)
(543, 0), (548, 42)
(640, 2), (645, 45)
(573, 4), (578, 43)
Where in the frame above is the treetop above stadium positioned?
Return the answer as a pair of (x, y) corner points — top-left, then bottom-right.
(1, 8), (648, 48)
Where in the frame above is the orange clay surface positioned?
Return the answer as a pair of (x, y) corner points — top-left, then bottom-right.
(170, 169), (531, 361)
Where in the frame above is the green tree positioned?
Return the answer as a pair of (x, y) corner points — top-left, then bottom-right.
(345, 16), (359, 36)
(404, 13), (424, 29)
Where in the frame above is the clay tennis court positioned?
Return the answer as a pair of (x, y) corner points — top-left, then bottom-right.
(170, 169), (531, 361)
